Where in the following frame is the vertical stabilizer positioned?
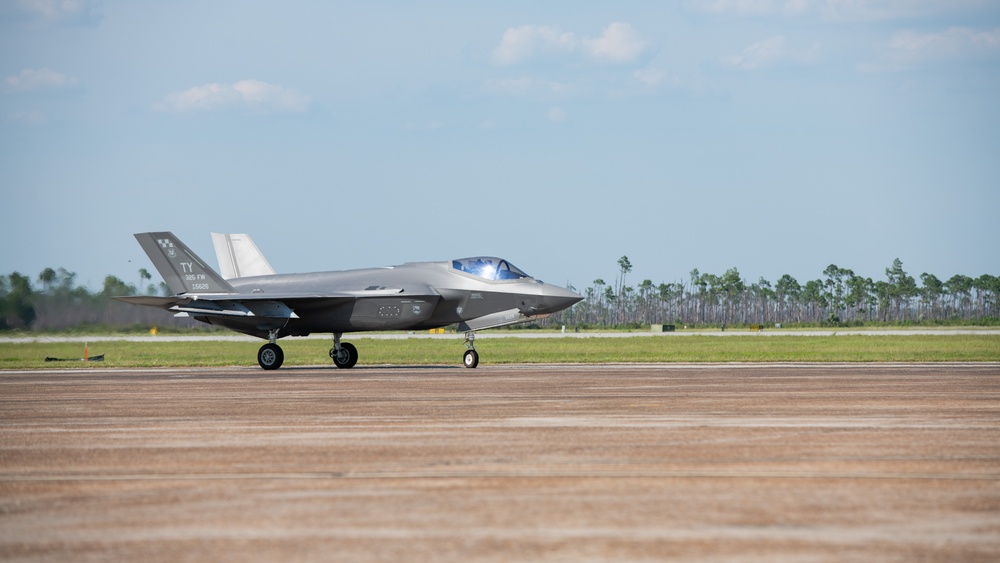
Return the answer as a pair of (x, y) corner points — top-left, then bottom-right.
(211, 233), (277, 279)
(135, 232), (236, 295)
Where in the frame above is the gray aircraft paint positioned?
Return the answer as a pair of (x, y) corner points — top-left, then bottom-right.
(116, 232), (582, 369)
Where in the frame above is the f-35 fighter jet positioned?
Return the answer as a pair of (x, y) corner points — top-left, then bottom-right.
(115, 232), (582, 370)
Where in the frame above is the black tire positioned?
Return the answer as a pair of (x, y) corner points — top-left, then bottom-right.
(463, 349), (479, 369)
(258, 343), (284, 370)
(332, 342), (358, 369)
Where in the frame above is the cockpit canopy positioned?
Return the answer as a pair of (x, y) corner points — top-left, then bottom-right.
(452, 257), (529, 281)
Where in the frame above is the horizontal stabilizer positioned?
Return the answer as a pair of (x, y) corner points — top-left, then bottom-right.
(113, 295), (187, 308)
(114, 295), (299, 319)
(170, 304), (253, 318)
(170, 300), (299, 319)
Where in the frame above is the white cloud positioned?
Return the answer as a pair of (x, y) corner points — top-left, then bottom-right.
(3, 67), (78, 92)
(156, 80), (312, 113)
(818, 0), (994, 22)
(860, 26), (1000, 71)
(723, 36), (788, 69)
(482, 76), (535, 95)
(633, 68), (668, 86)
(722, 35), (821, 70)
(699, 0), (994, 22)
(482, 76), (576, 97)
(889, 27), (1000, 59)
(703, 0), (807, 17)
(632, 68), (684, 89)
(492, 22), (650, 66)
(545, 106), (568, 123)
(6, 109), (47, 124)
(13, 0), (102, 25)
(582, 22), (650, 63)
(492, 25), (577, 66)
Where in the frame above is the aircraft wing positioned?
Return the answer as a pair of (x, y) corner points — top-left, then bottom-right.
(112, 295), (299, 319)
(114, 296), (189, 308)
(114, 287), (435, 320)
(114, 292), (352, 319)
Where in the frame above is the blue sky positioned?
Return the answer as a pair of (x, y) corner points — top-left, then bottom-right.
(2, 1), (998, 293)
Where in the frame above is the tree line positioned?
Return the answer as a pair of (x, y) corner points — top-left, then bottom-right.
(0, 268), (194, 331)
(2, 258), (998, 331)
(554, 257), (999, 328)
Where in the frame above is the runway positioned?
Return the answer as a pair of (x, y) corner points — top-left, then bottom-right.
(2, 364), (999, 561)
(3, 328), (999, 343)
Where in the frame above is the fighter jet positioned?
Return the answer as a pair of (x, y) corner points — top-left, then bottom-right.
(115, 232), (582, 370)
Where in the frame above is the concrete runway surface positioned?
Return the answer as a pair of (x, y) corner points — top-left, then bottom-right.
(2, 363), (999, 562)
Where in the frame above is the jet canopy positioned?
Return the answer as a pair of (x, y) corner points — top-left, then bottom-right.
(452, 257), (529, 281)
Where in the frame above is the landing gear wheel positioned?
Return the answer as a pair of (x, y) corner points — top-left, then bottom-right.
(258, 343), (284, 370)
(463, 349), (479, 369)
(330, 342), (358, 369)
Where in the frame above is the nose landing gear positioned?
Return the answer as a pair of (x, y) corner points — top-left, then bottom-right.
(463, 331), (479, 368)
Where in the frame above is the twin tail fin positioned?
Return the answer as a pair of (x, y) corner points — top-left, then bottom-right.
(135, 232), (236, 295)
(211, 233), (276, 280)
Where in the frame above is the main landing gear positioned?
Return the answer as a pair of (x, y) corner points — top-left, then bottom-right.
(258, 329), (284, 370)
(256, 331), (481, 370)
(329, 333), (358, 369)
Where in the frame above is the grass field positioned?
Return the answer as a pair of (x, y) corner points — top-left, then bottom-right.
(1, 334), (998, 369)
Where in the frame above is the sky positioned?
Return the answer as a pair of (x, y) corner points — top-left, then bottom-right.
(2, 0), (998, 294)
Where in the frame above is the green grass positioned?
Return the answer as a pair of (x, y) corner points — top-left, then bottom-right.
(0, 335), (997, 369)
(478, 335), (1000, 363)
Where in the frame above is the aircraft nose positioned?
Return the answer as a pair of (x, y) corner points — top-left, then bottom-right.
(539, 284), (583, 313)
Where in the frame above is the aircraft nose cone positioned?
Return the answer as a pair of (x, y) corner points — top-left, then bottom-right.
(540, 284), (583, 313)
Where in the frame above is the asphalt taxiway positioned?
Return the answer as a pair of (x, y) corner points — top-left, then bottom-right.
(3, 328), (999, 343)
(2, 363), (998, 561)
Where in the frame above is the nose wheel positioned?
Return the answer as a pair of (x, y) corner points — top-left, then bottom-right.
(463, 349), (479, 368)
(463, 331), (479, 368)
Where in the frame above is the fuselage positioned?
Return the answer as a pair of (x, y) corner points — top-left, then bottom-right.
(119, 232), (583, 369)
(194, 259), (581, 339)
